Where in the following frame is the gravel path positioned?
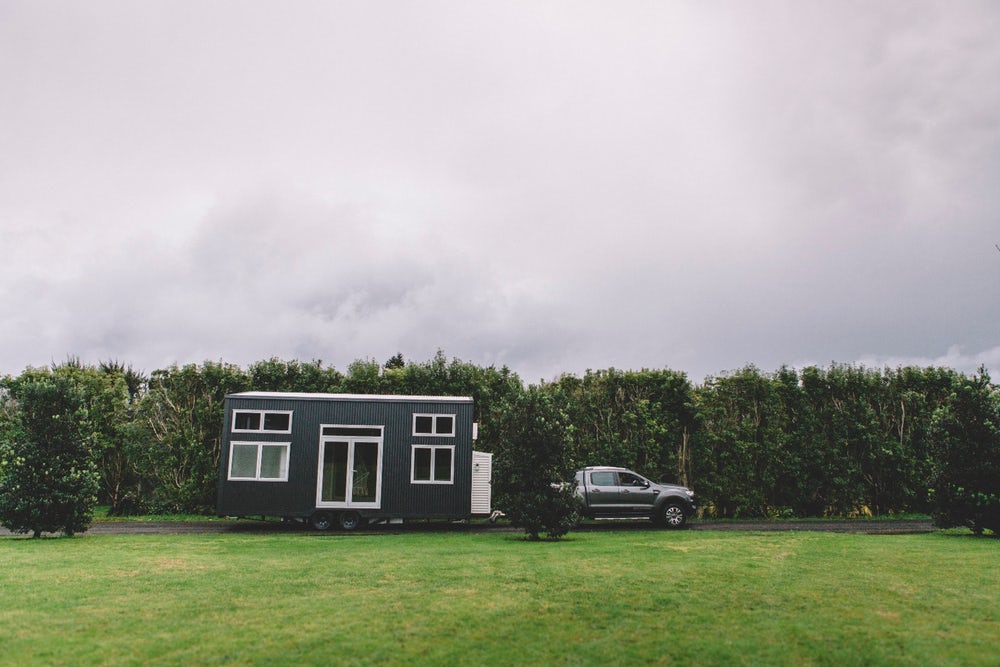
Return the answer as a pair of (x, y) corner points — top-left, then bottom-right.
(1, 517), (935, 537)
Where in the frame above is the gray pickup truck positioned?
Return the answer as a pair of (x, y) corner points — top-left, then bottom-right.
(575, 466), (696, 528)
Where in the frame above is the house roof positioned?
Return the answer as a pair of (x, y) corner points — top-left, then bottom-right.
(227, 391), (473, 403)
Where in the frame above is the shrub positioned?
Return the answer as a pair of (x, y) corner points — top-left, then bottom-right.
(491, 385), (578, 540)
(0, 377), (100, 537)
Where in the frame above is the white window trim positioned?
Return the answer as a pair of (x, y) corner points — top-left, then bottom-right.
(411, 413), (456, 437)
(315, 424), (384, 509)
(410, 444), (456, 485)
(228, 441), (290, 482)
(232, 410), (293, 434)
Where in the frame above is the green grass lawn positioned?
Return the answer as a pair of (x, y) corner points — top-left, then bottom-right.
(1, 530), (997, 666)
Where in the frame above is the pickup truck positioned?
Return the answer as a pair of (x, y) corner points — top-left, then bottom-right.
(575, 466), (696, 528)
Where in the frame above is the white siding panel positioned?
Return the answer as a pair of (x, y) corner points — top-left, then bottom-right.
(471, 451), (492, 515)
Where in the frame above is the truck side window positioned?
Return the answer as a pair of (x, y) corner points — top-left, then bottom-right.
(590, 471), (616, 486)
(620, 472), (645, 487)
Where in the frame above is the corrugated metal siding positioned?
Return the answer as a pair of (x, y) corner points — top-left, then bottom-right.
(380, 399), (473, 518)
(217, 393), (477, 519)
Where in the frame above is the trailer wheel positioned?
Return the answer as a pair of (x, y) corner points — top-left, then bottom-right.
(338, 511), (364, 531)
(310, 511), (334, 531)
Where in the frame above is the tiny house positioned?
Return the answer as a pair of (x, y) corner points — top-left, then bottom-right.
(216, 392), (492, 530)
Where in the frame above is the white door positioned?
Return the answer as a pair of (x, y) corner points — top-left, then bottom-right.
(471, 451), (492, 515)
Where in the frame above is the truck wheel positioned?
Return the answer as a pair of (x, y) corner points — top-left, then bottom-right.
(338, 511), (364, 531)
(310, 511), (333, 531)
(659, 502), (688, 529)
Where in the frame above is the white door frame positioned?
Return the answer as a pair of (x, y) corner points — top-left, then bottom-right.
(315, 425), (383, 509)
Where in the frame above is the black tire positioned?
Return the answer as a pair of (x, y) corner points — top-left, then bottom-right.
(337, 511), (365, 531)
(310, 511), (333, 531)
(659, 502), (688, 529)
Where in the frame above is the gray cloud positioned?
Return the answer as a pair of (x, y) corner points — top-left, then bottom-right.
(2, 1), (999, 383)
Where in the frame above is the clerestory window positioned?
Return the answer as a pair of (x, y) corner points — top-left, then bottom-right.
(232, 410), (292, 433)
(412, 413), (455, 437)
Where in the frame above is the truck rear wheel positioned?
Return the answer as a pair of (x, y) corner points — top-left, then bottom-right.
(659, 502), (688, 529)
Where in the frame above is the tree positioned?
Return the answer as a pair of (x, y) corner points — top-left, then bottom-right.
(95, 361), (151, 515)
(490, 384), (578, 540)
(0, 376), (100, 537)
(796, 365), (876, 516)
(929, 369), (1000, 536)
(0, 361), (153, 517)
(138, 362), (249, 513)
(554, 368), (695, 484)
(384, 353), (405, 370)
(247, 358), (343, 393)
(692, 366), (790, 517)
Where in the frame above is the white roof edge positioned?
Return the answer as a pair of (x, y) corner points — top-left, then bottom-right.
(226, 391), (473, 403)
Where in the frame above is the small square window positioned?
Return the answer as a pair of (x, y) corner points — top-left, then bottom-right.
(263, 413), (290, 432)
(259, 444), (288, 479)
(230, 444), (259, 478)
(414, 415), (434, 434)
(436, 416), (454, 435)
(234, 412), (261, 431)
(228, 442), (290, 482)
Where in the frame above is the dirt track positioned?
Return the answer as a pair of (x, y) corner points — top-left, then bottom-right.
(1, 517), (936, 537)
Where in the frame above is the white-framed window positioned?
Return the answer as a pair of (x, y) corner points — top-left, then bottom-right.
(410, 445), (455, 484)
(228, 442), (290, 481)
(412, 413), (455, 437)
(232, 410), (293, 434)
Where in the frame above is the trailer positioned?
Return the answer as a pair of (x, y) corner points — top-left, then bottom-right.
(216, 392), (492, 530)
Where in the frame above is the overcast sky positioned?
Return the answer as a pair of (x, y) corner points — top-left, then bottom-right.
(2, 1), (999, 384)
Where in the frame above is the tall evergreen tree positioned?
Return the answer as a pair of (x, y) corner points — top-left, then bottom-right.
(0, 377), (99, 537)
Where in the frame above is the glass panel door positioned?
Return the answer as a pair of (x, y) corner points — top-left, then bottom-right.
(351, 441), (379, 503)
(317, 431), (382, 508)
(321, 441), (349, 503)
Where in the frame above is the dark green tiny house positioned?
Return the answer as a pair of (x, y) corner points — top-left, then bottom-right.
(216, 392), (493, 530)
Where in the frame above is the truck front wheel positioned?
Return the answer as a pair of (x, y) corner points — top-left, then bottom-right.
(658, 502), (688, 529)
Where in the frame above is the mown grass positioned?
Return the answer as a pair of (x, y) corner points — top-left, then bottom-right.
(1, 530), (997, 666)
